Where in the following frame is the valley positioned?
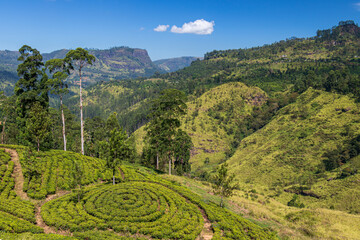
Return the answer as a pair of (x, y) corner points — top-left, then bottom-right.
(1, 19), (360, 239)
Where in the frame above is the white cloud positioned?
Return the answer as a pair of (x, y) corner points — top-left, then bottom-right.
(154, 25), (169, 32)
(139, 27), (145, 31)
(355, 2), (360, 11)
(170, 19), (214, 35)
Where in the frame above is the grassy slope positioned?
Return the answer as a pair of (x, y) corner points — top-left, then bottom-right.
(182, 82), (267, 173)
(226, 88), (360, 212)
(133, 82), (268, 173)
(165, 174), (360, 240)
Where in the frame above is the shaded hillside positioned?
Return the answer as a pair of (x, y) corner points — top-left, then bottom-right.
(154, 56), (201, 72)
(227, 88), (360, 213)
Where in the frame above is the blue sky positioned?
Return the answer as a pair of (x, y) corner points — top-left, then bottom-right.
(0, 0), (359, 60)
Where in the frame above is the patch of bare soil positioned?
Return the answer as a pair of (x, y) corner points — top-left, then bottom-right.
(35, 190), (71, 234)
(4, 148), (29, 201)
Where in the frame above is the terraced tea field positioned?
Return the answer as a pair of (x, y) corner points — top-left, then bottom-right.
(0, 145), (276, 239)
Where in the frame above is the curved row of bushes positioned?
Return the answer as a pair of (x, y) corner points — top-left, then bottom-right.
(0, 148), (40, 233)
(42, 181), (203, 239)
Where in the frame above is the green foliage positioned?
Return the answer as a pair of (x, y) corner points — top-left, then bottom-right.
(0, 148), (41, 233)
(287, 194), (305, 208)
(212, 163), (239, 207)
(0, 232), (74, 240)
(15, 45), (49, 145)
(65, 48), (95, 70)
(144, 89), (192, 174)
(41, 164), (275, 239)
(45, 58), (71, 97)
(26, 102), (51, 151)
(10, 147), (112, 199)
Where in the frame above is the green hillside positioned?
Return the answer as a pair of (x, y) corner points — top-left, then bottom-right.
(61, 21), (360, 134)
(226, 88), (360, 213)
(180, 82), (268, 173)
(0, 145), (276, 239)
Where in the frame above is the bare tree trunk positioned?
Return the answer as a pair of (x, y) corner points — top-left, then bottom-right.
(168, 154), (171, 175)
(113, 175), (115, 185)
(1, 117), (6, 144)
(37, 137), (40, 152)
(60, 96), (67, 151)
(156, 153), (159, 170)
(79, 68), (84, 155)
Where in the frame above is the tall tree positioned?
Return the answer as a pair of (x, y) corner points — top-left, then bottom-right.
(65, 48), (95, 155)
(15, 45), (49, 144)
(45, 58), (72, 151)
(212, 163), (239, 207)
(173, 129), (193, 175)
(144, 117), (165, 170)
(145, 89), (189, 175)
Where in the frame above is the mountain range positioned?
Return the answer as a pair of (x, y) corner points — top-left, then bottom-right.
(0, 47), (198, 95)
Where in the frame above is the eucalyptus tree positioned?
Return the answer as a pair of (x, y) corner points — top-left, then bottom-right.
(45, 58), (72, 151)
(65, 48), (95, 155)
(15, 45), (49, 144)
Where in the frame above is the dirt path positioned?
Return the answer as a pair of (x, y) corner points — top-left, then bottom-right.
(3, 148), (71, 235)
(35, 190), (71, 234)
(4, 148), (30, 201)
(197, 208), (213, 240)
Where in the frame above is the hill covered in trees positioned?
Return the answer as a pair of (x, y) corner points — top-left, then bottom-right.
(1, 20), (360, 239)
(68, 21), (360, 134)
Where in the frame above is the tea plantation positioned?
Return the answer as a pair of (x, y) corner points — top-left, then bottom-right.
(0, 145), (276, 239)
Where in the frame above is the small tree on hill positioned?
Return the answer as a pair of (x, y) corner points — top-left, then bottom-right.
(108, 128), (131, 185)
(26, 102), (51, 151)
(212, 163), (239, 207)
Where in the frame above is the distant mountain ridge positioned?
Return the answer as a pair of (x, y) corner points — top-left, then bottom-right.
(0, 47), (199, 95)
(154, 56), (202, 72)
